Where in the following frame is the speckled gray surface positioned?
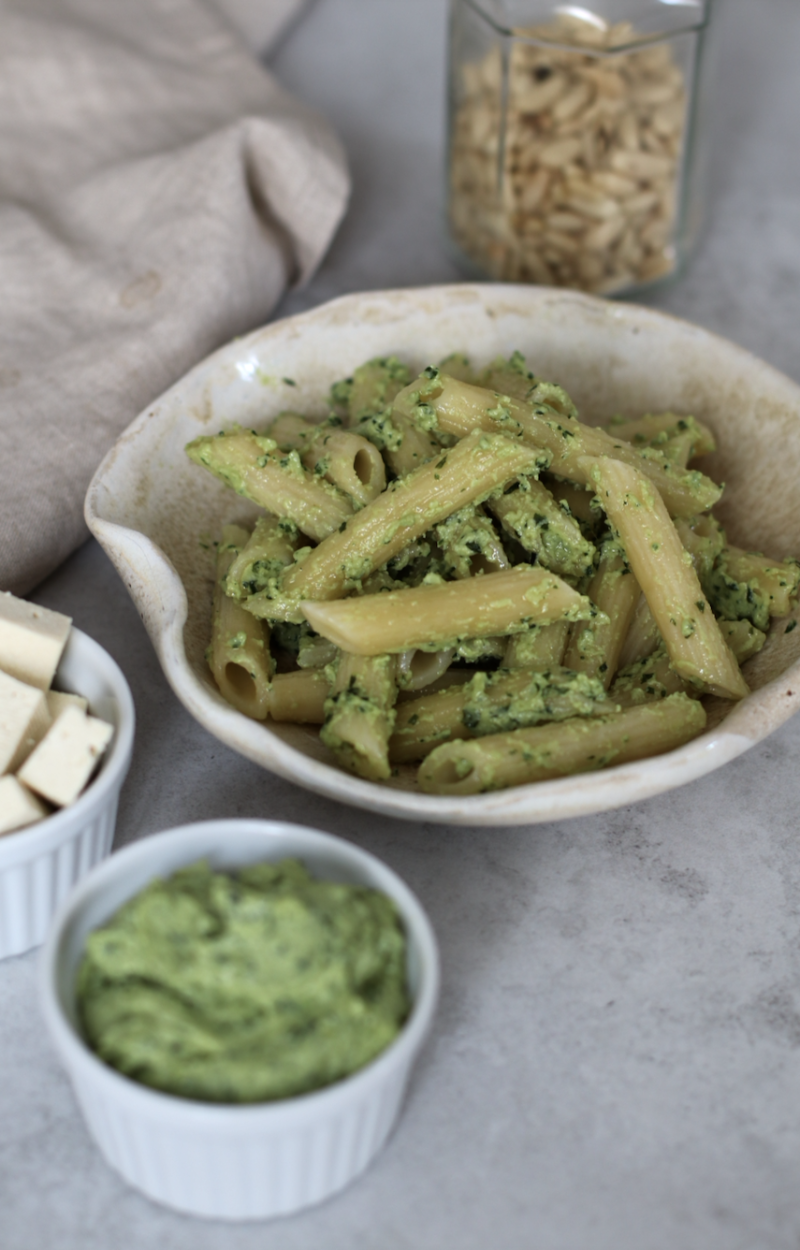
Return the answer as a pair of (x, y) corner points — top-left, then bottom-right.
(4, 0), (800, 1246)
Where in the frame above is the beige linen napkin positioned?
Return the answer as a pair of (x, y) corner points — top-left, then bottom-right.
(0, 0), (349, 595)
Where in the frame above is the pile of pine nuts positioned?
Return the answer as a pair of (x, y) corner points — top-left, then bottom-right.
(448, 13), (688, 293)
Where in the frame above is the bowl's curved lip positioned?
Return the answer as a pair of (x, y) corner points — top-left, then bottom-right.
(0, 626), (136, 866)
(39, 818), (440, 1123)
(85, 283), (800, 826)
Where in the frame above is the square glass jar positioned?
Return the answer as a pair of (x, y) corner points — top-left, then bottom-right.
(446, 0), (713, 295)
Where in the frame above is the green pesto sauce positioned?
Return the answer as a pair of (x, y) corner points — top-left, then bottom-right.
(703, 559), (771, 631)
(76, 859), (409, 1105)
(462, 666), (607, 735)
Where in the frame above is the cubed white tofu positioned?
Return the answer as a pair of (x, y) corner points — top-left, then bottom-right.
(0, 775), (48, 836)
(18, 705), (113, 808)
(46, 689), (89, 719)
(0, 591), (72, 690)
(0, 669), (52, 774)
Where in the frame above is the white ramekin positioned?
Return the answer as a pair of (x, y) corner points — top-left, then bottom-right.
(0, 627), (135, 960)
(39, 819), (440, 1221)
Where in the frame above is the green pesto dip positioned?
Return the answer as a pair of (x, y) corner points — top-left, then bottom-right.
(76, 858), (409, 1104)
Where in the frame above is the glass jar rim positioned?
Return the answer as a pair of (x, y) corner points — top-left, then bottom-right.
(456, 0), (711, 50)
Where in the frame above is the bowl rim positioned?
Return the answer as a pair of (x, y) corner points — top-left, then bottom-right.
(39, 818), (441, 1124)
(84, 282), (800, 825)
(0, 626), (136, 866)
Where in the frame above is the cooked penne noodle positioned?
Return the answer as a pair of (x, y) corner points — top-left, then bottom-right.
(611, 644), (696, 706)
(394, 370), (722, 517)
(488, 477), (596, 579)
(208, 525), (272, 719)
(186, 429), (353, 541)
(335, 356), (441, 478)
(192, 346), (800, 799)
(656, 429), (701, 469)
(390, 665), (609, 763)
(266, 669), (328, 722)
(339, 356), (411, 424)
(296, 634), (338, 670)
(397, 647), (455, 692)
(717, 618), (766, 664)
(617, 593), (661, 669)
(225, 514), (299, 600)
(280, 429), (547, 604)
(563, 539), (641, 687)
(435, 505), (510, 579)
(315, 431), (386, 506)
(303, 565), (595, 656)
(674, 514), (725, 584)
(269, 415), (386, 507)
(476, 352), (538, 401)
(606, 412), (715, 458)
(718, 547), (800, 622)
(582, 455), (748, 699)
(503, 620), (571, 669)
(267, 411), (318, 447)
(321, 652), (398, 781)
(382, 414), (442, 478)
(418, 693), (707, 795)
(545, 477), (599, 528)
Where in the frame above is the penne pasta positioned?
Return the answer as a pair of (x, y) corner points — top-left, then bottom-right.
(190, 346), (800, 799)
(186, 429), (353, 541)
(581, 455), (748, 699)
(302, 565), (596, 656)
(394, 369), (722, 517)
(269, 414), (386, 507)
(225, 514), (299, 601)
(488, 477), (596, 579)
(563, 538), (641, 687)
(279, 428), (548, 605)
(208, 525), (272, 719)
(390, 665), (609, 763)
(321, 652), (398, 780)
(611, 644), (697, 706)
(716, 618), (766, 664)
(706, 547), (800, 630)
(266, 669), (328, 723)
(336, 356), (442, 478)
(503, 620), (571, 670)
(435, 505), (510, 579)
(336, 356), (411, 424)
(397, 647), (455, 692)
(545, 477), (600, 529)
(617, 592), (661, 669)
(418, 693), (707, 795)
(606, 412), (715, 459)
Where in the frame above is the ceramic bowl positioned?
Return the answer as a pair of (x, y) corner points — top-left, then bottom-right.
(39, 818), (439, 1221)
(84, 284), (800, 826)
(0, 627), (135, 959)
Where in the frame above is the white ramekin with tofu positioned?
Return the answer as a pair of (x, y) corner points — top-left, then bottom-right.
(0, 592), (135, 959)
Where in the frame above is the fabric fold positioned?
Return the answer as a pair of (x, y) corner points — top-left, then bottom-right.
(0, 0), (349, 594)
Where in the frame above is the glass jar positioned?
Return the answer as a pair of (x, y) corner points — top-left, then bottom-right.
(446, 0), (713, 296)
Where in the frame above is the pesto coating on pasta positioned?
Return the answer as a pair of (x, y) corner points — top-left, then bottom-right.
(187, 347), (800, 797)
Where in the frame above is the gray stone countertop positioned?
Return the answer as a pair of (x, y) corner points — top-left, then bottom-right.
(4, 1), (800, 1247)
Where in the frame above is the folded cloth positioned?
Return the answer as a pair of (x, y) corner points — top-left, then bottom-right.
(0, 0), (349, 595)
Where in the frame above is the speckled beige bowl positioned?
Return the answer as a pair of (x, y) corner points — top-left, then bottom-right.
(85, 285), (800, 826)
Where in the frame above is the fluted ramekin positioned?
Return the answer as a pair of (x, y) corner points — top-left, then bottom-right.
(39, 819), (439, 1221)
(0, 627), (135, 959)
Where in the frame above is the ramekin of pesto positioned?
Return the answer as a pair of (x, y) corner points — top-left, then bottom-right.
(76, 857), (410, 1103)
(39, 820), (439, 1220)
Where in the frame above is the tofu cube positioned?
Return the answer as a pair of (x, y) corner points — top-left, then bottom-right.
(0, 591), (72, 690)
(46, 690), (89, 719)
(18, 706), (113, 808)
(0, 775), (49, 836)
(0, 669), (52, 774)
